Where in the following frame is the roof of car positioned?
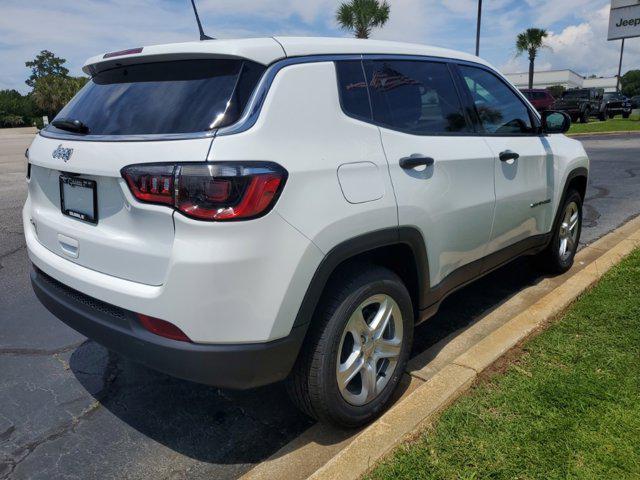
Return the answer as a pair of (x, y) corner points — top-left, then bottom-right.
(83, 36), (493, 75)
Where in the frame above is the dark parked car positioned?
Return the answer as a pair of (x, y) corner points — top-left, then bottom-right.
(553, 88), (604, 123)
(520, 89), (556, 112)
(629, 95), (640, 109)
(598, 92), (632, 120)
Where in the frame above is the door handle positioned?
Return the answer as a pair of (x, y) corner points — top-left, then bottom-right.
(399, 155), (435, 169)
(499, 150), (520, 162)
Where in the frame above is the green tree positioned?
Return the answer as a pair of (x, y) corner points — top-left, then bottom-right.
(31, 75), (88, 118)
(546, 85), (566, 99)
(0, 90), (25, 116)
(25, 50), (69, 88)
(515, 28), (549, 90)
(0, 89), (39, 128)
(336, 0), (390, 39)
(0, 114), (25, 128)
(621, 70), (640, 97)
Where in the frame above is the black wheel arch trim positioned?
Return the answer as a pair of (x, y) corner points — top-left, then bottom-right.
(293, 166), (588, 332)
(292, 227), (430, 328)
(553, 167), (588, 233)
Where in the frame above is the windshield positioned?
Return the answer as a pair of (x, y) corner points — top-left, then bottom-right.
(604, 93), (622, 100)
(48, 59), (265, 136)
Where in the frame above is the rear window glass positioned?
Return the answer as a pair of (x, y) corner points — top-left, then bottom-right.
(336, 61), (372, 121)
(562, 90), (589, 99)
(364, 60), (470, 135)
(48, 59), (265, 136)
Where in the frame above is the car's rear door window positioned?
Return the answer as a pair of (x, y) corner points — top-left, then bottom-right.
(48, 59), (265, 136)
(363, 60), (471, 135)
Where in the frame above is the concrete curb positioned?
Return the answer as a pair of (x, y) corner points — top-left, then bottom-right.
(568, 130), (640, 138)
(307, 220), (640, 480)
(309, 365), (475, 480)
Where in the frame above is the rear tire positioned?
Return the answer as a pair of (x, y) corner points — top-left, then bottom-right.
(287, 265), (414, 427)
(538, 190), (583, 274)
(579, 109), (589, 123)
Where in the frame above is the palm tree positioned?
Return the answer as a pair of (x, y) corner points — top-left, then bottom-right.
(515, 28), (549, 90)
(336, 0), (390, 39)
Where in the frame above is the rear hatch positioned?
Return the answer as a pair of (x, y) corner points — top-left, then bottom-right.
(27, 57), (266, 286)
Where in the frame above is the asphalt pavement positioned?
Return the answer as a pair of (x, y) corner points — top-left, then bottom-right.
(1, 130), (639, 479)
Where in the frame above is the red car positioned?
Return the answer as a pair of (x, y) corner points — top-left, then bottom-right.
(520, 89), (556, 112)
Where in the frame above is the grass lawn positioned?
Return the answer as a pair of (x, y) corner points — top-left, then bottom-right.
(368, 249), (640, 480)
(569, 115), (640, 134)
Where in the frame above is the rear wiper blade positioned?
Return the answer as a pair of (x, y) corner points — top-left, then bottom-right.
(51, 118), (90, 134)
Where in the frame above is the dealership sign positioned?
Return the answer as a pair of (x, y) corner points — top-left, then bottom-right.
(608, 0), (640, 40)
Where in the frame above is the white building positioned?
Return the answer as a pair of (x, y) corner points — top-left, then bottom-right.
(504, 70), (618, 92)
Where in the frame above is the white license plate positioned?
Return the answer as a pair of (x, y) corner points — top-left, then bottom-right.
(59, 175), (98, 224)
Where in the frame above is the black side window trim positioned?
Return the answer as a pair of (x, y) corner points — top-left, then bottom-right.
(334, 57), (544, 137)
(452, 62), (542, 137)
(334, 58), (477, 137)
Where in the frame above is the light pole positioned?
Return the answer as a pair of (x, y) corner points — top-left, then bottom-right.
(616, 38), (625, 92)
(475, 0), (483, 56)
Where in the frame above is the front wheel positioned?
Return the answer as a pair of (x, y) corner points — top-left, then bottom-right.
(623, 113), (630, 119)
(538, 190), (583, 274)
(287, 266), (413, 427)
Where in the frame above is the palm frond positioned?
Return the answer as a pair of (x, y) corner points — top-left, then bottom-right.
(335, 0), (390, 38)
(515, 27), (549, 57)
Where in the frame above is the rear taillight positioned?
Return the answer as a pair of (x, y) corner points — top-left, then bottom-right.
(121, 162), (287, 221)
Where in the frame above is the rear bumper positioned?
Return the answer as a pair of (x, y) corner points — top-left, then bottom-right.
(31, 267), (307, 389)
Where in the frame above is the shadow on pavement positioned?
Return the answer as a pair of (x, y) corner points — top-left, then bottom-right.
(68, 256), (545, 467)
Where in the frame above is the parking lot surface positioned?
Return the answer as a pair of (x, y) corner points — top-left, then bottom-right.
(1, 131), (639, 479)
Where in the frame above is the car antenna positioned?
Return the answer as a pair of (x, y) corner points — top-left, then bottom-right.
(189, 0), (215, 40)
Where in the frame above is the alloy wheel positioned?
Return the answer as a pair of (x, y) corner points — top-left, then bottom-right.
(336, 294), (403, 406)
(559, 201), (580, 261)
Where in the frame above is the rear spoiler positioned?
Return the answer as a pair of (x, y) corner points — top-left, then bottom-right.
(82, 38), (286, 76)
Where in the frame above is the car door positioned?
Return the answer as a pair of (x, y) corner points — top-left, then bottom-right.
(363, 58), (496, 289)
(456, 64), (554, 257)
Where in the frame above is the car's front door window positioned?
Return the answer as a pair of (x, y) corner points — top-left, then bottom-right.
(459, 65), (535, 135)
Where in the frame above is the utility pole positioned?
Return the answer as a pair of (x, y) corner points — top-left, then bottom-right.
(616, 38), (625, 92)
(475, 0), (483, 56)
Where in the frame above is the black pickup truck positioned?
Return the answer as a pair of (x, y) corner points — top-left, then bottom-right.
(553, 88), (604, 123)
(599, 92), (633, 120)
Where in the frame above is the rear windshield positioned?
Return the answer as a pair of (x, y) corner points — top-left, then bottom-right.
(562, 90), (588, 99)
(47, 59), (265, 136)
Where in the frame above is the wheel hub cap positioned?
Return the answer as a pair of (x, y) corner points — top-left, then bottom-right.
(559, 201), (580, 261)
(336, 294), (403, 406)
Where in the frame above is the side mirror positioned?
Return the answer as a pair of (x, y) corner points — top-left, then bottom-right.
(542, 111), (571, 134)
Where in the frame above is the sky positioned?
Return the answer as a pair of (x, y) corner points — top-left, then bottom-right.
(1, 0), (638, 93)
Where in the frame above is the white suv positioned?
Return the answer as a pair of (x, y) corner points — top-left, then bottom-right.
(24, 37), (589, 427)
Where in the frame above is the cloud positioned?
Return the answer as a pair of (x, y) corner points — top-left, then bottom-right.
(541, 5), (640, 76)
(1, 0), (639, 93)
